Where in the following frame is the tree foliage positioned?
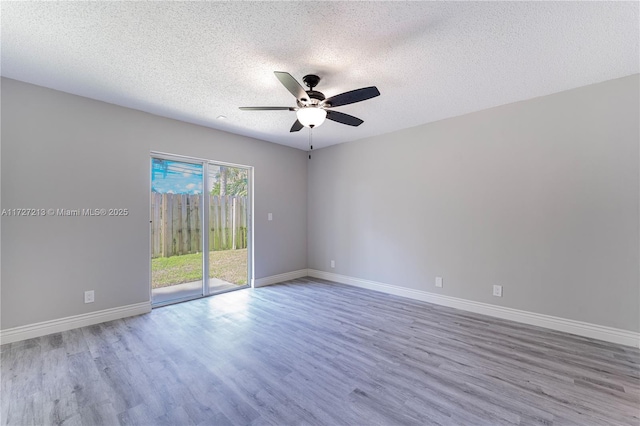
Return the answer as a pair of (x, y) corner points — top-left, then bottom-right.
(211, 167), (248, 196)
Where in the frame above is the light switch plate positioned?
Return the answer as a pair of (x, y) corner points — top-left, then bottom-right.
(435, 277), (443, 288)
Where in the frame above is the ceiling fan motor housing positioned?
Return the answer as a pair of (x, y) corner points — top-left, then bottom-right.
(298, 91), (325, 108)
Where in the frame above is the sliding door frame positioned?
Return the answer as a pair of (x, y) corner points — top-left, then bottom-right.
(150, 151), (254, 307)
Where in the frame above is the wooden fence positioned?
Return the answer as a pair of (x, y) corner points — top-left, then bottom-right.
(151, 193), (247, 258)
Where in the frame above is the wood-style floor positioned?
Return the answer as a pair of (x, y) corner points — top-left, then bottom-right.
(2, 278), (639, 425)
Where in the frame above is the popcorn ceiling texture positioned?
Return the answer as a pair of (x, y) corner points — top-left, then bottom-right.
(1, 1), (638, 150)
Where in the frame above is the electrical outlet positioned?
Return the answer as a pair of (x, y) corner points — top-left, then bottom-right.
(493, 285), (503, 297)
(435, 276), (443, 288)
(268, 213), (273, 221)
(330, 260), (335, 268)
(84, 290), (95, 304)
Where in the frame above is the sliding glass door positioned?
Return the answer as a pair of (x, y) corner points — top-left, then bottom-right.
(207, 165), (249, 293)
(150, 154), (251, 306)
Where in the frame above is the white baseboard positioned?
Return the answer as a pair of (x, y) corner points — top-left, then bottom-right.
(308, 269), (640, 348)
(252, 269), (308, 288)
(6, 272), (634, 348)
(0, 301), (151, 345)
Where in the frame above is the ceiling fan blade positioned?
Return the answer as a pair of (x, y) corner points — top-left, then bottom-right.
(239, 107), (295, 111)
(290, 119), (304, 132)
(326, 110), (364, 127)
(324, 86), (380, 108)
(274, 72), (308, 101)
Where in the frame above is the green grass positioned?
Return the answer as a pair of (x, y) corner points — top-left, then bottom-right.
(152, 248), (248, 289)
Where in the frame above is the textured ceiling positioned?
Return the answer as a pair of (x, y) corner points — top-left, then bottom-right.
(1, 2), (638, 150)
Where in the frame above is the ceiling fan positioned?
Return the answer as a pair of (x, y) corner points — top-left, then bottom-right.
(240, 72), (380, 132)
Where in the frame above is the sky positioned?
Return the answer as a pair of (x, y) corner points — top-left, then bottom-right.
(151, 159), (221, 194)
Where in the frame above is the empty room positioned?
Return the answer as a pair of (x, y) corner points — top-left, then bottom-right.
(1, 2), (639, 425)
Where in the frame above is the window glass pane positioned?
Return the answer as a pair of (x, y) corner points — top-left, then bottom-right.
(151, 159), (204, 305)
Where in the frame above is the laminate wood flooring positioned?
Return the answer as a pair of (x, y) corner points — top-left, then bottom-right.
(2, 278), (639, 425)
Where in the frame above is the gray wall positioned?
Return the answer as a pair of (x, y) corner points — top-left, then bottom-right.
(1, 78), (307, 329)
(3, 75), (638, 334)
(308, 74), (639, 332)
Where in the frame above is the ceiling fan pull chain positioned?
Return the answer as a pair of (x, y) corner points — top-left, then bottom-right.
(308, 128), (312, 159)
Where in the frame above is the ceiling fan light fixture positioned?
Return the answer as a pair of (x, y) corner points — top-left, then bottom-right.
(296, 106), (326, 128)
